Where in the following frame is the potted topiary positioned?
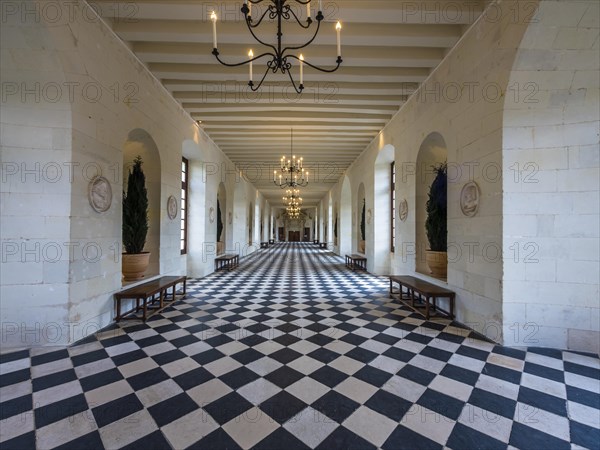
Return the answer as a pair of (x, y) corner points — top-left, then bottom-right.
(334, 215), (338, 246)
(122, 156), (150, 281)
(425, 162), (447, 278)
(216, 199), (224, 255)
(359, 200), (366, 253)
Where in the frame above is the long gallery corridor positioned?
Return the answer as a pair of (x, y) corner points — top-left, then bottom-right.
(1, 244), (599, 450)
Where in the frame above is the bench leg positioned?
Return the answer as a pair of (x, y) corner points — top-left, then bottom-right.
(142, 297), (148, 321)
(425, 295), (431, 320)
(115, 298), (122, 322)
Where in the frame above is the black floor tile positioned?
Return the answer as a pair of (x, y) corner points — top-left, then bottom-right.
(259, 391), (308, 424)
(446, 423), (505, 450)
(173, 367), (214, 390)
(253, 427), (311, 450)
(91, 393), (143, 428)
(35, 393), (89, 428)
(383, 425), (442, 450)
(353, 366), (393, 388)
(148, 392), (199, 427)
(310, 365), (348, 388)
(311, 391), (360, 424)
(53, 431), (104, 450)
(467, 387), (516, 419)
(265, 366), (304, 389)
(219, 367), (260, 390)
(509, 422), (570, 450)
(365, 390), (412, 421)
(203, 391), (254, 425)
(517, 386), (567, 416)
(316, 426), (376, 450)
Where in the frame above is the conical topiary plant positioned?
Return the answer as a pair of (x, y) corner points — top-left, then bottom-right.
(217, 199), (223, 241)
(425, 162), (447, 252)
(123, 156), (149, 254)
(360, 200), (366, 241)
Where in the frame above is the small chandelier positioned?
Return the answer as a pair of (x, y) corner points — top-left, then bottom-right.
(274, 129), (308, 189)
(286, 205), (301, 219)
(283, 189), (303, 207)
(210, 0), (342, 94)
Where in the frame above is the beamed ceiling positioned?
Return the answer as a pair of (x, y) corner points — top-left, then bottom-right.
(95, 0), (486, 208)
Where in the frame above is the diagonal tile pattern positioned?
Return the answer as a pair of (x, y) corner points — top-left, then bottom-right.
(1, 243), (599, 449)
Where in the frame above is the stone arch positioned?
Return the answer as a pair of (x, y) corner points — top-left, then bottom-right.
(415, 132), (447, 277)
(122, 129), (161, 280)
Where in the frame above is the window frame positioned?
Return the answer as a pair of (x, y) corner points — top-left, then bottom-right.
(181, 157), (189, 255)
(391, 161), (396, 253)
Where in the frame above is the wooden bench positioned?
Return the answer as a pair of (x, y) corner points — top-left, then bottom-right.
(260, 242), (269, 249)
(269, 239), (275, 244)
(345, 254), (367, 271)
(114, 276), (186, 322)
(313, 240), (319, 244)
(215, 253), (239, 271)
(389, 275), (455, 320)
(318, 242), (328, 249)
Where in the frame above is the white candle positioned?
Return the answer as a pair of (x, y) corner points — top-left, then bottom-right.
(211, 12), (217, 49)
(306, 2), (311, 19)
(306, 172), (309, 182)
(273, 170), (276, 182)
(248, 1), (252, 16)
(319, 0), (322, 12)
(336, 22), (341, 57)
(299, 54), (304, 85)
(248, 49), (253, 81)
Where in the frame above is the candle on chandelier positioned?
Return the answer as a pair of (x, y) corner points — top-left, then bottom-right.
(319, 0), (322, 12)
(211, 11), (217, 49)
(248, 49), (254, 81)
(306, 171), (309, 182)
(247, 0), (251, 17)
(273, 170), (276, 182)
(306, 1), (311, 19)
(336, 22), (342, 57)
(299, 54), (304, 86)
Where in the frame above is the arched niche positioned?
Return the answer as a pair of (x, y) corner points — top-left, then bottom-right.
(339, 176), (352, 256)
(373, 144), (395, 274)
(416, 132), (447, 277)
(122, 129), (161, 280)
(217, 182), (227, 255)
(357, 183), (366, 254)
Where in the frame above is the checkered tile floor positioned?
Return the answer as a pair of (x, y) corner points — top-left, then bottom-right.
(1, 243), (599, 449)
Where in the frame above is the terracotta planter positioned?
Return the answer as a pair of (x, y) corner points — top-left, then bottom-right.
(426, 251), (447, 279)
(122, 252), (151, 281)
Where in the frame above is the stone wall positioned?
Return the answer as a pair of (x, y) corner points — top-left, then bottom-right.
(1, 0), (266, 347)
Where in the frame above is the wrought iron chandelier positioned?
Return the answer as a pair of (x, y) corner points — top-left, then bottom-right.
(210, 0), (342, 94)
(283, 188), (303, 207)
(273, 129), (308, 189)
(286, 205), (301, 219)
